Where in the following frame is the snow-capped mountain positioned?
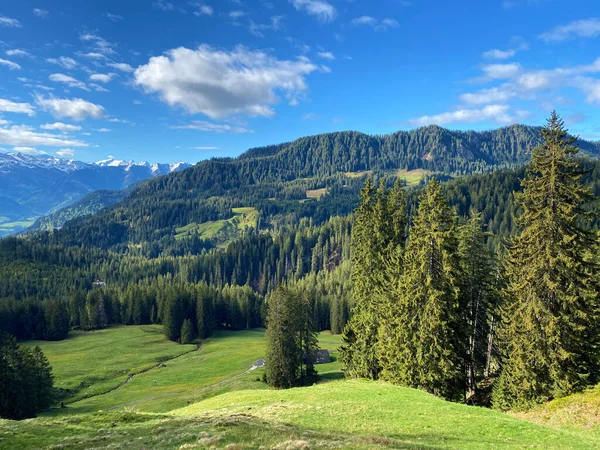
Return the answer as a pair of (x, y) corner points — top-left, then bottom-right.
(0, 152), (192, 236)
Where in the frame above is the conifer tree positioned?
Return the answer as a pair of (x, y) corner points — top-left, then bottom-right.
(493, 112), (600, 410)
(379, 179), (464, 400)
(180, 319), (194, 344)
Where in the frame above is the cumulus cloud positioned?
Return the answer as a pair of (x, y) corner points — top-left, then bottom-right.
(104, 12), (124, 22)
(79, 33), (115, 56)
(33, 9), (49, 19)
(229, 10), (246, 19)
(172, 120), (253, 133)
(408, 104), (526, 127)
(0, 125), (87, 147)
(540, 18), (600, 42)
(107, 62), (134, 73)
(134, 45), (319, 119)
(481, 63), (522, 80)
(0, 59), (21, 70)
(49, 73), (90, 91)
(0, 99), (35, 116)
(6, 49), (34, 58)
(0, 16), (21, 27)
(94, 128), (111, 132)
(89, 73), (116, 83)
(461, 57), (600, 105)
(482, 48), (516, 60)
(317, 51), (335, 60)
(40, 122), (82, 132)
(46, 56), (78, 69)
(56, 148), (75, 157)
(36, 96), (106, 120)
(291, 0), (336, 23)
(13, 146), (46, 155)
(350, 16), (398, 31)
(192, 3), (213, 16)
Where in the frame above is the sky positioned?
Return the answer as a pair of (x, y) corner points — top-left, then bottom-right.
(0, 0), (599, 163)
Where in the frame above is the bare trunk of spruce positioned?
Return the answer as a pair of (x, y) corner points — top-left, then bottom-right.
(485, 316), (495, 378)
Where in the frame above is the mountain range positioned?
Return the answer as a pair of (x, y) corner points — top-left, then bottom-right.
(0, 153), (191, 236)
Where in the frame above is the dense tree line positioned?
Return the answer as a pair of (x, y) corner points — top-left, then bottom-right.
(341, 113), (600, 409)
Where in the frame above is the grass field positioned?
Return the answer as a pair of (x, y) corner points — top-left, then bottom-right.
(175, 207), (258, 242)
(306, 188), (329, 199)
(4, 326), (600, 449)
(344, 170), (373, 178)
(397, 168), (432, 187)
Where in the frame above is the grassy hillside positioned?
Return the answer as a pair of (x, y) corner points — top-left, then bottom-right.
(2, 381), (598, 449)
(175, 206), (259, 245)
(4, 326), (600, 449)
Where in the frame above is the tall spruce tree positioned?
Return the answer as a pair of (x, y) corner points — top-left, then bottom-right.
(378, 179), (465, 400)
(340, 179), (406, 379)
(493, 112), (600, 411)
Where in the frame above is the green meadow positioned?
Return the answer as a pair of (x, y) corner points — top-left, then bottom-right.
(2, 326), (600, 449)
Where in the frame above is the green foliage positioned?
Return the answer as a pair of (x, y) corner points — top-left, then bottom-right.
(265, 287), (318, 388)
(493, 112), (600, 411)
(0, 332), (54, 419)
(180, 319), (194, 344)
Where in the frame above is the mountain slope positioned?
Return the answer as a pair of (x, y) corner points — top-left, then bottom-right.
(33, 124), (599, 249)
(0, 153), (191, 236)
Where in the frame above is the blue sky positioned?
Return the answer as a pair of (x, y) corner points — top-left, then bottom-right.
(0, 0), (599, 163)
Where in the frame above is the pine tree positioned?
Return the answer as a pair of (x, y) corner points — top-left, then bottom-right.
(493, 112), (600, 411)
(379, 179), (465, 400)
(340, 179), (407, 379)
(180, 319), (194, 344)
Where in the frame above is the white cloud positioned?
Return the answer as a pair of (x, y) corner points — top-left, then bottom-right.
(0, 125), (88, 147)
(0, 99), (35, 116)
(153, 0), (174, 11)
(192, 3), (213, 16)
(482, 49), (516, 60)
(94, 128), (111, 132)
(89, 73), (116, 83)
(56, 148), (75, 157)
(89, 83), (109, 92)
(46, 56), (78, 69)
(350, 16), (398, 31)
(291, 0), (336, 23)
(104, 12), (124, 22)
(49, 73), (89, 91)
(6, 49), (34, 58)
(107, 62), (134, 73)
(0, 16), (22, 27)
(33, 9), (49, 19)
(36, 96), (106, 120)
(82, 52), (107, 60)
(302, 112), (317, 120)
(13, 146), (46, 155)
(172, 120), (253, 133)
(350, 16), (377, 26)
(461, 57), (600, 105)
(79, 33), (115, 56)
(540, 18), (600, 42)
(229, 10), (246, 18)
(192, 146), (220, 150)
(408, 104), (522, 126)
(481, 63), (522, 79)
(317, 51), (335, 60)
(134, 45), (319, 119)
(40, 122), (82, 132)
(0, 59), (21, 70)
